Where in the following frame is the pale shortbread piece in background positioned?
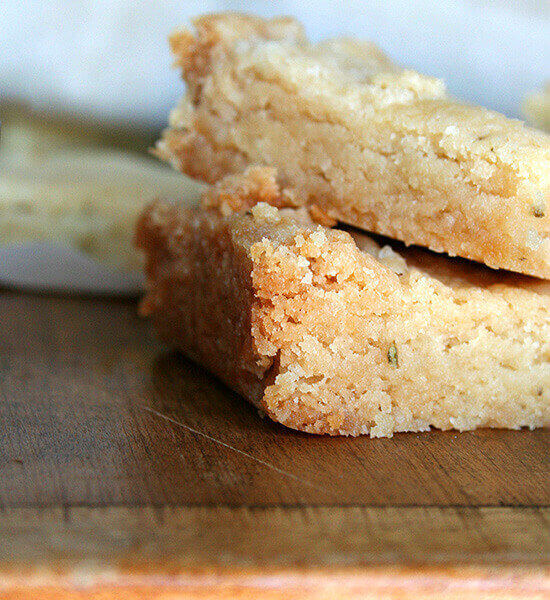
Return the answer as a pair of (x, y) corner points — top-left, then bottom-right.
(523, 82), (550, 133)
(136, 168), (549, 437)
(0, 109), (204, 271)
(157, 13), (550, 279)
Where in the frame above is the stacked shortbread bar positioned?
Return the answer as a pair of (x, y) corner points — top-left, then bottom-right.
(137, 168), (549, 437)
(157, 13), (550, 279)
(138, 14), (550, 436)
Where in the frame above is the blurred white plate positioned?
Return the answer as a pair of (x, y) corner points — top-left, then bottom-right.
(0, 243), (143, 295)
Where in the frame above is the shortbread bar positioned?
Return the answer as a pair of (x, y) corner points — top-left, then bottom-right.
(136, 168), (549, 437)
(157, 13), (550, 279)
(0, 107), (205, 271)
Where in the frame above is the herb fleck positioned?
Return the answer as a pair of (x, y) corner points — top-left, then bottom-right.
(387, 342), (399, 367)
(532, 205), (545, 218)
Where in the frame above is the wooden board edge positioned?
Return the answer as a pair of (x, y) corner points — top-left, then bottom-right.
(1, 505), (548, 599)
(1, 566), (549, 600)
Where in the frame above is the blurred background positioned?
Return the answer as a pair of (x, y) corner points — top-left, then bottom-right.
(0, 0), (548, 292)
(2, 0), (548, 131)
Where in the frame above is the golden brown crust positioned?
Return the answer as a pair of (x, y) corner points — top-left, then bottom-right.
(158, 12), (550, 279)
(136, 169), (549, 437)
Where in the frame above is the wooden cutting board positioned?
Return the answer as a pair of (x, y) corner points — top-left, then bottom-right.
(0, 290), (548, 599)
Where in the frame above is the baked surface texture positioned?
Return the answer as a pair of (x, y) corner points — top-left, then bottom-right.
(157, 12), (550, 279)
(136, 168), (550, 437)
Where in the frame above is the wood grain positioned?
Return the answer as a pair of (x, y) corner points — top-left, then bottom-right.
(3, 506), (549, 568)
(0, 290), (548, 598)
(1, 291), (548, 509)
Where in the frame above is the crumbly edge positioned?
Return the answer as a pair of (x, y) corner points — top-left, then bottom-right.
(136, 200), (271, 405)
(136, 168), (549, 437)
(157, 12), (550, 279)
